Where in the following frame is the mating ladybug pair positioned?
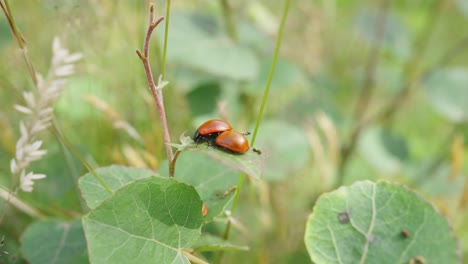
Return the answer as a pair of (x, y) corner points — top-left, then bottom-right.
(193, 119), (249, 154)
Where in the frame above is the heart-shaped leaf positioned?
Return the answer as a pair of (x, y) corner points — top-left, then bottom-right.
(82, 177), (203, 264)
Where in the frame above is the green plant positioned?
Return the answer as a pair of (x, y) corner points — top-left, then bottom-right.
(1, 0), (467, 263)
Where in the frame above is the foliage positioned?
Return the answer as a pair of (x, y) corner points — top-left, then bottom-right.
(0, 0), (467, 263)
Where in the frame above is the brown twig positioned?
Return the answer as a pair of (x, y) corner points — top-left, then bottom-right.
(136, 5), (174, 166)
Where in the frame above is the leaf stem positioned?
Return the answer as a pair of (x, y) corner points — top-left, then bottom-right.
(169, 150), (182, 177)
(136, 4), (174, 166)
(182, 250), (209, 264)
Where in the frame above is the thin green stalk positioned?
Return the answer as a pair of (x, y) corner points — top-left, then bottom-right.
(221, 0), (291, 245)
(2, 0), (38, 86)
(250, 1), (290, 146)
(161, 0), (171, 78)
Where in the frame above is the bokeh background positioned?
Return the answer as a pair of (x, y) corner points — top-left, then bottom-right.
(1, 0), (467, 263)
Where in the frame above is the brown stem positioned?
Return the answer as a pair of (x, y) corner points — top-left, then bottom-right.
(136, 5), (174, 165)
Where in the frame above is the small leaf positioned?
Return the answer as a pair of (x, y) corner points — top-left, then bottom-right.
(423, 67), (468, 123)
(192, 233), (249, 252)
(83, 177), (203, 264)
(79, 165), (156, 209)
(21, 219), (87, 264)
(304, 181), (460, 264)
(186, 144), (266, 180)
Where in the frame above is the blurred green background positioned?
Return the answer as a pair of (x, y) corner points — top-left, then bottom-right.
(1, 0), (467, 263)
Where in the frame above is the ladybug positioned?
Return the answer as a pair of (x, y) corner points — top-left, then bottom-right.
(193, 119), (232, 143)
(215, 131), (249, 154)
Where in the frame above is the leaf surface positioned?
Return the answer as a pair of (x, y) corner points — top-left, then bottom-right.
(82, 177), (203, 264)
(305, 181), (460, 264)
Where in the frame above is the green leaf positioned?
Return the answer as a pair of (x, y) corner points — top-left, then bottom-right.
(186, 144), (266, 180)
(21, 219), (87, 264)
(82, 177), (203, 264)
(79, 165), (156, 209)
(357, 126), (408, 174)
(304, 181), (460, 264)
(423, 67), (468, 123)
(158, 12), (259, 81)
(192, 233), (249, 252)
(253, 120), (310, 181)
(159, 152), (240, 221)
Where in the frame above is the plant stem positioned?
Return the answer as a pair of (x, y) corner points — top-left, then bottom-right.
(161, 0), (172, 78)
(0, 0), (40, 224)
(336, 0), (391, 185)
(169, 150), (182, 177)
(0, 186), (44, 219)
(1, 0), (38, 86)
(136, 5), (174, 166)
(219, 0), (291, 254)
(182, 250), (209, 264)
(220, 0), (238, 42)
